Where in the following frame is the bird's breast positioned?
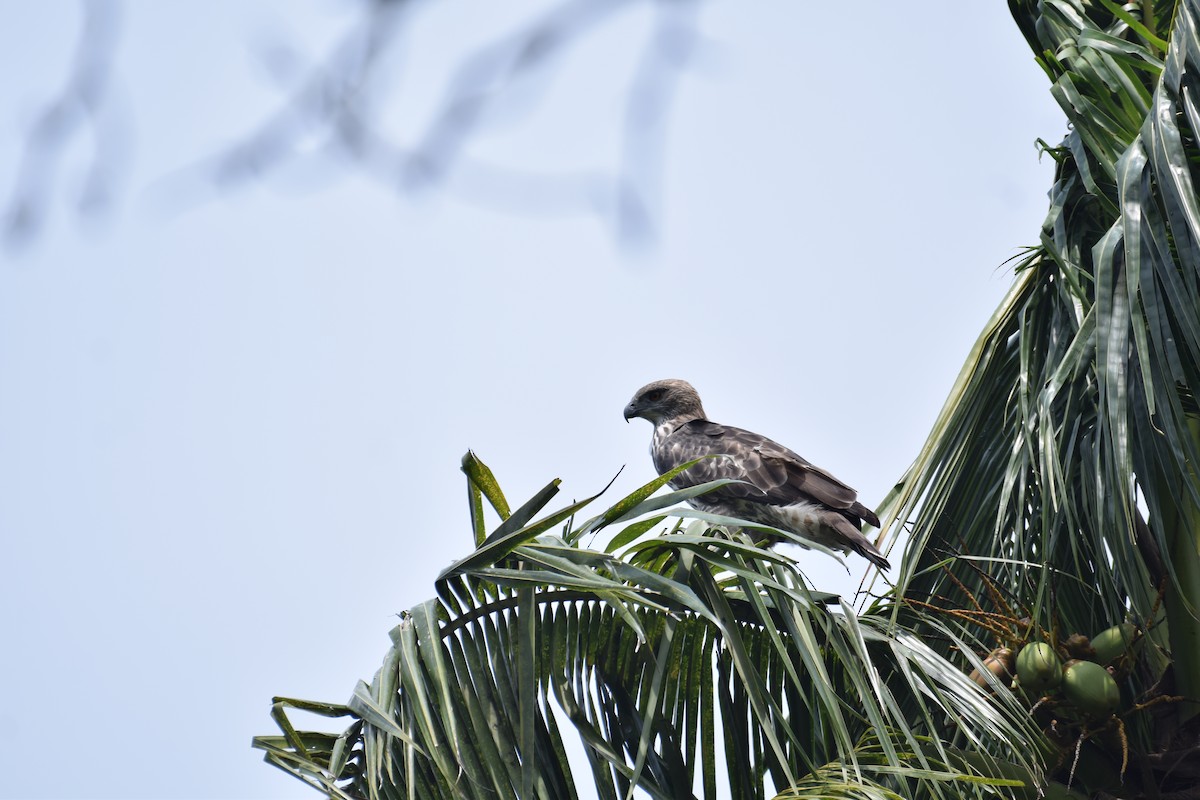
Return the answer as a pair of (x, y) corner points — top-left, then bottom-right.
(651, 423), (680, 470)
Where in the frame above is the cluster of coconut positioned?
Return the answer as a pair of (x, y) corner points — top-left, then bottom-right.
(971, 623), (1140, 719)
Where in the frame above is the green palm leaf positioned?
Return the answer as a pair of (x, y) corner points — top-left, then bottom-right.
(256, 456), (1045, 799)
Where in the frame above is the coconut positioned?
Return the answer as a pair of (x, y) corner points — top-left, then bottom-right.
(1062, 660), (1121, 717)
(1091, 623), (1139, 666)
(1016, 642), (1062, 693)
(968, 647), (1015, 689)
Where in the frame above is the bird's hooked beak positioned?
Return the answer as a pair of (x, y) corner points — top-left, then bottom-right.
(623, 402), (638, 423)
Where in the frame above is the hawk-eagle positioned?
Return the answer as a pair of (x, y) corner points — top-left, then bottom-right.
(624, 378), (889, 570)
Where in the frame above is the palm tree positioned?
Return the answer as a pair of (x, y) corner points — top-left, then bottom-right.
(254, 1), (1200, 797)
(883, 0), (1200, 793)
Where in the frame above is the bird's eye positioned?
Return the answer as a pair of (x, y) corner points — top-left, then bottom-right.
(645, 389), (665, 402)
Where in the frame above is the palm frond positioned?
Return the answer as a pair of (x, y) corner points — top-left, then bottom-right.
(256, 456), (1046, 799)
(884, 0), (1200, 642)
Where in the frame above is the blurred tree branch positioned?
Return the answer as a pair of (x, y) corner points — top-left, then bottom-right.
(3, 0), (124, 250)
(2, 0), (701, 253)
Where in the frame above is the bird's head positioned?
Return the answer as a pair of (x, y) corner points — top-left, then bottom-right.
(623, 379), (707, 426)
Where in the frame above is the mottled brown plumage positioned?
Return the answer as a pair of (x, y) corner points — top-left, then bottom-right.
(624, 379), (889, 570)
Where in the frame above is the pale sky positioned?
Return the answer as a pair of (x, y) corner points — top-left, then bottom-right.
(0, 3), (1064, 798)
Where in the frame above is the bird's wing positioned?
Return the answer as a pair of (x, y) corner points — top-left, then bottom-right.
(655, 420), (867, 515)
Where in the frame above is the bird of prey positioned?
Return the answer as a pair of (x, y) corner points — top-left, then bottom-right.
(623, 379), (889, 570)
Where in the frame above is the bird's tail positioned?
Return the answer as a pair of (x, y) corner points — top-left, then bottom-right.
(856, 541), (891, 572)
(833, 515), (891, 571)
